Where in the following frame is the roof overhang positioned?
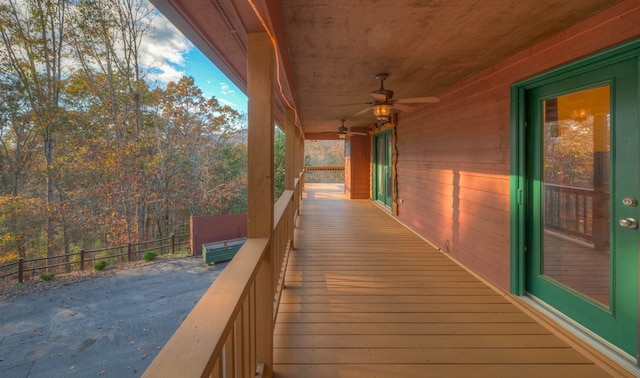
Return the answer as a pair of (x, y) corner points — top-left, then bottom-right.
(150, 0), (624, 135)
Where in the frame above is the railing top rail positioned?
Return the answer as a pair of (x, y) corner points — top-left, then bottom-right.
(142, 237), (270, 377)
(304, 165), (344, 171)
(144, 173), (301, 376)
(274, 190), (294, 225)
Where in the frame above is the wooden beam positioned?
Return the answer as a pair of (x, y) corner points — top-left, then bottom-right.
(296, 128), (304, 177)
(247, 33), (274, 238)
(247, 32), (274, 378)
(285, 107), (296, 190)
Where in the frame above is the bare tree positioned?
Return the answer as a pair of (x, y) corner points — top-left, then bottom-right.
(0, 0), (69, 264)
(0, 78), (39, 197)
(68, 0), (154, 241)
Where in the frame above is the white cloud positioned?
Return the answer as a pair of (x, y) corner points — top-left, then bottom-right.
(4, 1), (192, 87)
(219, 82), (236, 96)
(141, 10), (192, 85)
(218, 98), (238, 108)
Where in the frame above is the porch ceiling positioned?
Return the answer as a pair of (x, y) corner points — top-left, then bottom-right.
(150, 0), (622, 134)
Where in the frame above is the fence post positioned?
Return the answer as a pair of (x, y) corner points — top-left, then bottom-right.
(171, 234), (175, 255)
(193, 235), (197, 257)
(18, 258), (24, 284)
(65, 252), (71, 273)
(80, 249), (85, 271)
(128, 243), (133, 262)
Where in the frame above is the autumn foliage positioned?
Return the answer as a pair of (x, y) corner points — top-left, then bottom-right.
(0, 0), (248, 264)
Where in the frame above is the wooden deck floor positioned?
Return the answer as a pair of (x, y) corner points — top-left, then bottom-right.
(273, 185), (629, 377)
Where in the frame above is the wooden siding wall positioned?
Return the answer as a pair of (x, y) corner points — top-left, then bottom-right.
(395, 0), (640, 290)
(347, 131), (371, 199)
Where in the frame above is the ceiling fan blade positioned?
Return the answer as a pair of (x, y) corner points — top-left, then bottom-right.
(393, 103), (417, 112)
(354, 106), (372, 116)
(331, 102), (372, 107)
(369, 92), (388, 102)
(349, 132), (368, 136)
(395, 96), (440, 104)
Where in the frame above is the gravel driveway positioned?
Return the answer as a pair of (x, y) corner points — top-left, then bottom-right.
(0, 257), (226, 377)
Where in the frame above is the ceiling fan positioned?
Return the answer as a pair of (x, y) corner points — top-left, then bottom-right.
(353, 73), (440, 121)
(321, 119), (368, 138)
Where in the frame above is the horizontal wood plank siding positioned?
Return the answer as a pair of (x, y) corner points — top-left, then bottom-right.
(347, 134), (371, 199)
(273, 188), (627, 377)
(395, 1), (640, 289)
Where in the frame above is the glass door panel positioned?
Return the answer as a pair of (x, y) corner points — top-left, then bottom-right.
(541, 86), (611, 308)
(524, 57), (638, 356)
(373, 130), (392, 208)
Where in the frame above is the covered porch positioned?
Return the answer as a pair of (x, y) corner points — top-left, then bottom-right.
(143, 182), (632, 377)
(144, 1), (640, 376)
(273, 184), (627, 377)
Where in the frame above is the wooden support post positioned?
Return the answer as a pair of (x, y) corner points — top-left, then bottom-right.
(284, 108), (296, 246)
(285, 107), (296, 191)
(296, 127), (303, 177)
(295, 126), (304, 197)
(247, 33), (274, 239)
(80, 249), (85, 271)
(247, 32), (274, 378)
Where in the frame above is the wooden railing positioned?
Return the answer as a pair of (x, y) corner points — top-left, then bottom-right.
(143, 175), (303, 378)
(544, 183), (598, 242)
(0, 234), (189, 284)
(304, 165), (344, 183)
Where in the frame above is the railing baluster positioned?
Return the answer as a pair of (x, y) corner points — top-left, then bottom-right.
(143, 174), (303, 378)
(224, 333), (234, 378)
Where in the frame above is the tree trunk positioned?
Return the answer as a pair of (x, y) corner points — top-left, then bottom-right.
(44, 129), (57, 269)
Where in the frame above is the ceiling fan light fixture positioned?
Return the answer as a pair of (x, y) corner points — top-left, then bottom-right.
(373, 103), (392, 120)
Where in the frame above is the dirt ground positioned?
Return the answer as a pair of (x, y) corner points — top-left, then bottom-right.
(0, 257), (226, 377)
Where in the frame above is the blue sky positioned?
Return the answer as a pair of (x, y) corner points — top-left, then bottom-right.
(182, 48), (248, 114)
(144, 5), (248, 115)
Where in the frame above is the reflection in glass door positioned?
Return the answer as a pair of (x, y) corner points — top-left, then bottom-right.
(541, 86), (611, 308)
(524, 57), (638, 357)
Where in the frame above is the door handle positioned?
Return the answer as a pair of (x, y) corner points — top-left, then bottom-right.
(618, 218), (638, 229)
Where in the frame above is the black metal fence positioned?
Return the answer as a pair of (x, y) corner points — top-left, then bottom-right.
(0, 234), (189, 284)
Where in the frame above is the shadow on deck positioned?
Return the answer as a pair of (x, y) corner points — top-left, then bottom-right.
(273, 184), (632, 377)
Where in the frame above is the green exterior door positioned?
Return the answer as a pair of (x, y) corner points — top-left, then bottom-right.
(524, 57), (638, 356)
(373, 130), (393, 208)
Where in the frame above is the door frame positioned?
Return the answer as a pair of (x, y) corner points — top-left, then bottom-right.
(510, 38), (640, 358)
(372, 128), (394, 210)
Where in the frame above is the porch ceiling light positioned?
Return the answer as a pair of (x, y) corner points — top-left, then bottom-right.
(373, 103), (392, 121)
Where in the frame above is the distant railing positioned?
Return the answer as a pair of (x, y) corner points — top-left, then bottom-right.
(544, 184), (596, 242)
(144, 173), (303, 378)
(304, 165), (344, 183)
(0, 234), (189, 284)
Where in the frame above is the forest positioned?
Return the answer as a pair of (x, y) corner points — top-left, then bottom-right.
(0, 0), (251, 265)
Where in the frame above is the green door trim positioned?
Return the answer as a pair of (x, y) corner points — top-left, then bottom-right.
(510, 38), (640, 295)
(373, 129), (393, 209)
(510, 38), (640, 358)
